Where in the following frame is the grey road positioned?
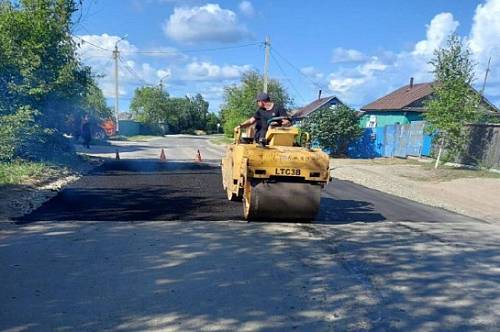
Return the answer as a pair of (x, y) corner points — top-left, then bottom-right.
(1, 135), (499, 331)
(74, 135), (226, 163)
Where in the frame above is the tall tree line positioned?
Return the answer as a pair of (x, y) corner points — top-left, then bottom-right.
(0, 0), (111, 161)
(130, 86), (220, 134)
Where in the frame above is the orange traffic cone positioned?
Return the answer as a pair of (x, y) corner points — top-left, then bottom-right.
(115, 149), (120, 160)
(195, 149), (202, 162)
(160, 148), (166, 162)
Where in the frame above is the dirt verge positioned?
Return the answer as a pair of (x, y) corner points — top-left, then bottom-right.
(330, 158), (500, 223)
(0, 156), (103, 222)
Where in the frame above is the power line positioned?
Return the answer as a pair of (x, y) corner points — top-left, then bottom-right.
(74, 35), (113, 52)
(74, 37), (261, 55)
(270, 50), (306, 104)
(118, 56), (155, 87)
(271, 46), (327, 91)
(89, 59), (114, 76)
(135, 42), (262, 55)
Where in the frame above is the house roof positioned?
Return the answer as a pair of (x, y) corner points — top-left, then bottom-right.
(362, 81), (499, 113)
(361, 83), (433, 111)
(292, 96), (341, 119)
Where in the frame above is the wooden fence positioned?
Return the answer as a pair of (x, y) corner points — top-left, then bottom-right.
(461, 124), (500, 170)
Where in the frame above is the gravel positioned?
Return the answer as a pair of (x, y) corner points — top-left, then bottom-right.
(0, 157), (102, 222)
(330, 158), (500, 223)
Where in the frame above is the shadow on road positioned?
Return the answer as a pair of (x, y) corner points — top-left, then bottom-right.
(316, 196), (386, 224)
(2, 214), (500, 331)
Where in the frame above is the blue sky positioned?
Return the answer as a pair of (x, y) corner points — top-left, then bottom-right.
(74, 0), (500, 113)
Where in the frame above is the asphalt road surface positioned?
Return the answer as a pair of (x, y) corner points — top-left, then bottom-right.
(1, 135), (499, 331)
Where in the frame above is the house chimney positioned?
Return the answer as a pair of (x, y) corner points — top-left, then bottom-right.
(410, 77), (414, 89)
(318, 89), (322, 100)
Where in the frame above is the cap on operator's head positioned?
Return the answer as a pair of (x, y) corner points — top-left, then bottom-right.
(256, 92), (270, 102)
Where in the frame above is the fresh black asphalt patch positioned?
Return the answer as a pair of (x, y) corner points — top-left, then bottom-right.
(17, 159), (476, 225)
(17, 160), (243, 222)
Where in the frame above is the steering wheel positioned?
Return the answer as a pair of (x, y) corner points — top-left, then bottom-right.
(267, 116), (289, 127)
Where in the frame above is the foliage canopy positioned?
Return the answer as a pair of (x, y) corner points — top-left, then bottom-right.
(301, 105), (362, 155)
(424, 34), (483, 160)
(130, 86), (219, 134)
(220, 71), (292, 137)
(0, 0), (110, 161)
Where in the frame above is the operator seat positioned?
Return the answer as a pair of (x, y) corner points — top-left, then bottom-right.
(239, 125), (256, 144)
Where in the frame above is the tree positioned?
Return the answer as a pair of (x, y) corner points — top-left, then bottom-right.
(205, 112), (221, 134)
(221, 71), (292, 137)
(130, 87), (212, 133)
(424, 34), (483, 166)
(0, 107), (40, 161)
(0, 0), (108, 161)
(83, 80), (113, 120)
(301, 105), (362, 155)
(130, 86), (170, 124)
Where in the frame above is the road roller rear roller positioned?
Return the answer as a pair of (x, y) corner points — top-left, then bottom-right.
(221, 123), (330, 221)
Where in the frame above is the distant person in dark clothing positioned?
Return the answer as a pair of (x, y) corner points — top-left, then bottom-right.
(81, 115), (91, 149)
(237, 92), (290, 145)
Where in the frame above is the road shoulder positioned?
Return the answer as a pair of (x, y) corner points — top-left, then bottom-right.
(0, 156), (103, 223)
(330, 158), (500, 223)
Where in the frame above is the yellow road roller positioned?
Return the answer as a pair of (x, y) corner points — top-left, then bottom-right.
(221, 120), (330, 221)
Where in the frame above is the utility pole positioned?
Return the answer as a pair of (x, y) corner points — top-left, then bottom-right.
(263, 36), (271, 93)
(112, 35), (127, 134)
(158, 73), (170, 94)
(480, 56), (492, 96)
(113, 44), (120, 133)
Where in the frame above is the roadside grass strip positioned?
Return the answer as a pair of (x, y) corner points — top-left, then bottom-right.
(0, 161), (58, 185)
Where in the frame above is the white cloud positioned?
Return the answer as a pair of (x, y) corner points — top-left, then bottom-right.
(239, 1), (255, 17)
(183, 61), (251, 81)
(75, 34), (138, 58)
(328, 58), (389, 100)
(331, 48), (368, 64)
(75, 33), (252, 111)
(328, 77), (365, 94)
(200, 85), (225, 100)
(156, 68), (172, 79)
(164, 4), (250, 43)
(75, 34), (161, 98)
(301, 66), (324, 81)
(469, 0), (500, 58)
(469, 0), (500, 101)
(413, 13), (459, 56)
(325, 12), (462, 107)
(469, 0), (500, 78)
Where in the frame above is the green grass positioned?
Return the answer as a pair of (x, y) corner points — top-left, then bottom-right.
(209, 135), (233, 145)
(418, 164), (500, 181)
(0, 161), (60, 185)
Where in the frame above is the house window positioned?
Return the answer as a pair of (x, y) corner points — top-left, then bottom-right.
(367, 115), (377, 128)
(328, 103), (338, 111)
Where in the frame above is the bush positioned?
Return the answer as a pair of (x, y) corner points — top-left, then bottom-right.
(301, 105), (362, 155)
(0, 107), (39, 161)
(0, 106), (76, 162)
